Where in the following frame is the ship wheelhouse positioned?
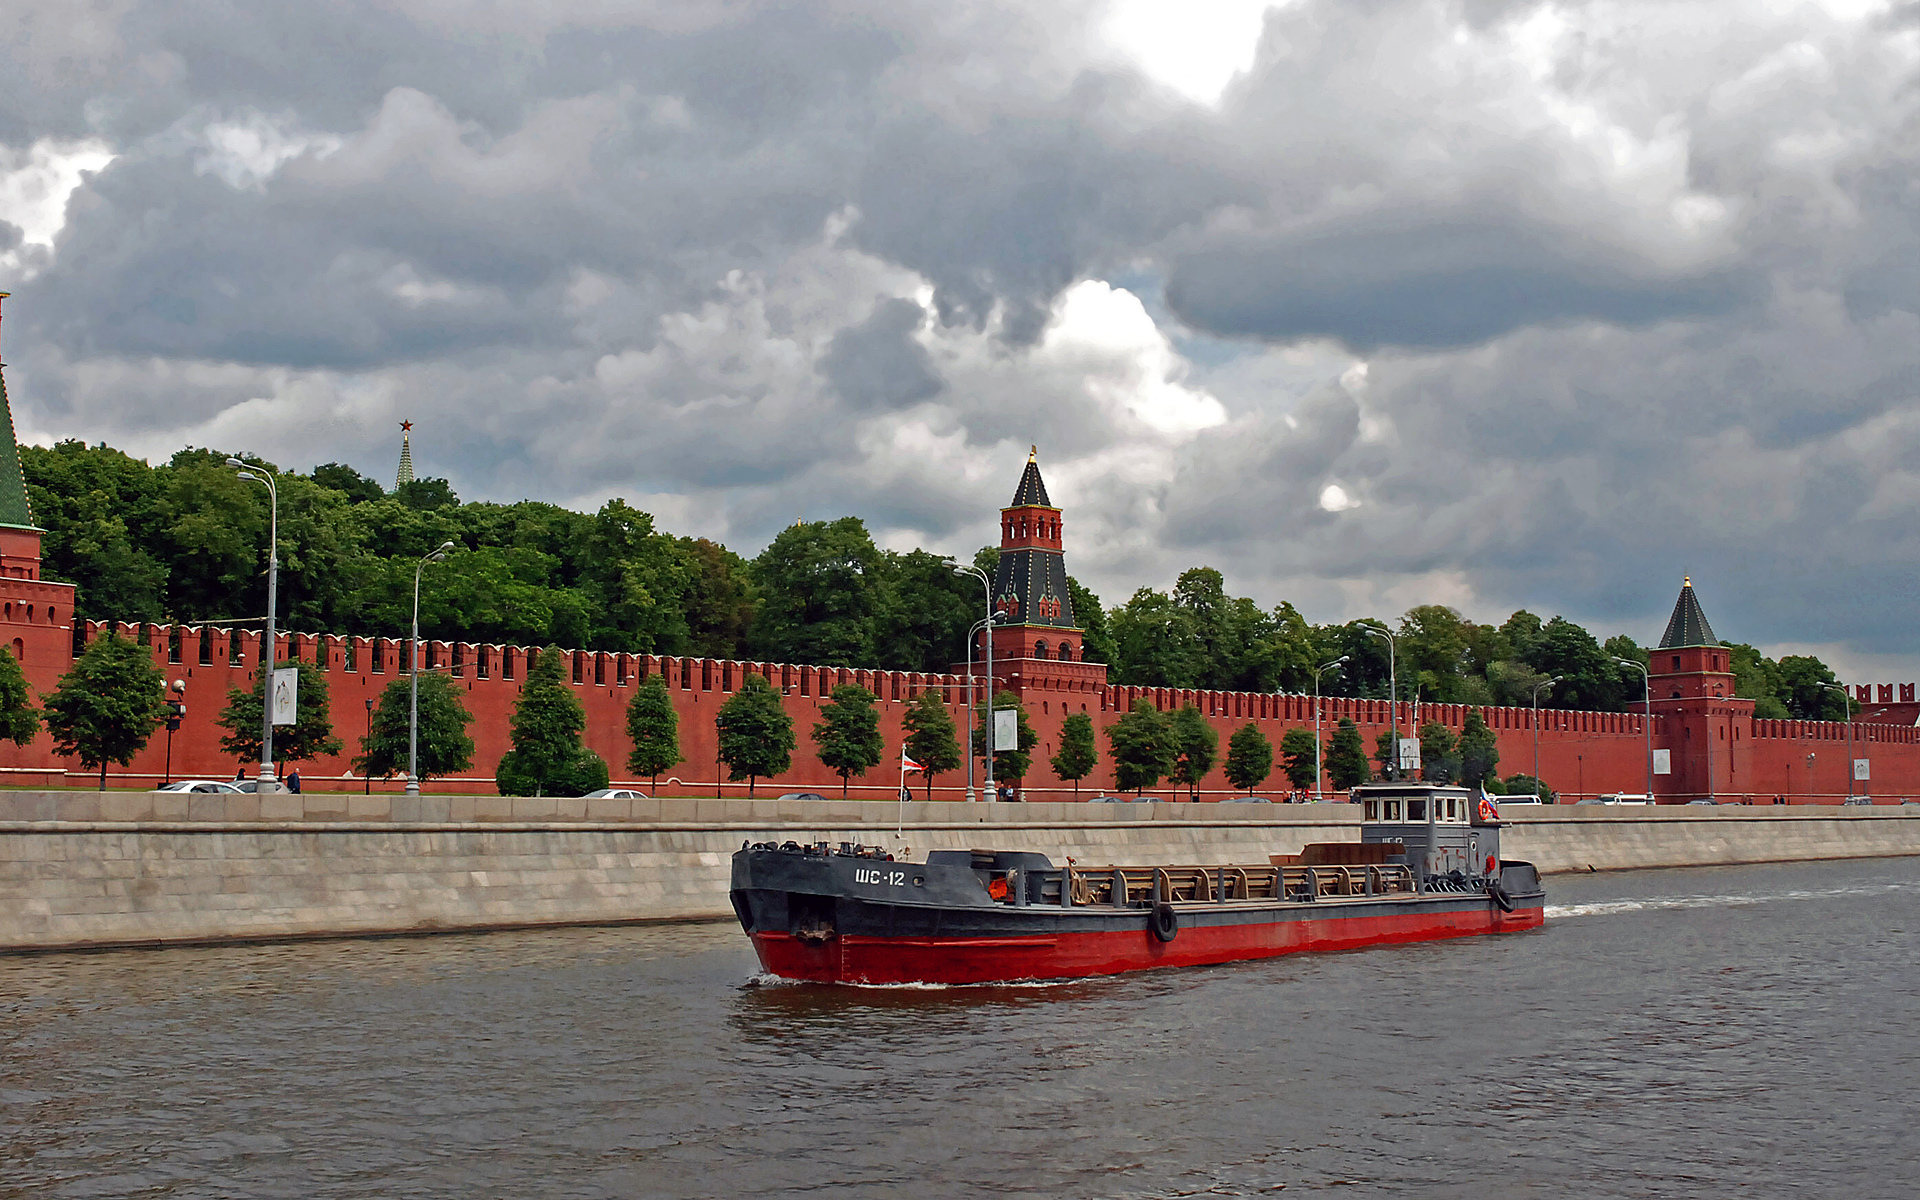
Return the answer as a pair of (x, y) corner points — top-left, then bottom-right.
(1355, 782), (1496, 885)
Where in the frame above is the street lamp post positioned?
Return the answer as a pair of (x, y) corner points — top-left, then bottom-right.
(1822, 682), (1854, 801)
(1361, 624), (1397, 778)
(228, 459), (279, 792)
(363, 697), (374, 795)
(1311, 655), (1348, 800)
(1614, 657), (1654, 801)
(162, 680), (185, 786)
(1530, 677), (1561, 788)
(955, 564), (995, 801)
(960, 613), (1000, 802)
(408, 542), (456, 796)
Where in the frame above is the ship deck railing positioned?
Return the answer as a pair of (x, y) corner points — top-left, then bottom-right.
(993, 863), (1420, 908)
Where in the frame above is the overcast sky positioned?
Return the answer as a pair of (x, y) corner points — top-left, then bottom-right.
(3, 0), (1918, 679)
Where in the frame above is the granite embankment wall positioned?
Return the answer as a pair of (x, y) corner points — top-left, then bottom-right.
(2, 793), (1918, 952)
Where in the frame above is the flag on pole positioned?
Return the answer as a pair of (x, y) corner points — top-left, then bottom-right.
(902, 752), (925, 773)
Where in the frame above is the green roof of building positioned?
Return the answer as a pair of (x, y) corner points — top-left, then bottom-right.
(0, 367), (36, 529)
(1657, 577), (1719, 648)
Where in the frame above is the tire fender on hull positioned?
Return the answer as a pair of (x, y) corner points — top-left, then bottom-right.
(1151, 902), (1179, 943)
(1487, 882), (1514, 913)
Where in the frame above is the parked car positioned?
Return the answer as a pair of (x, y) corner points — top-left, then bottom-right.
(1089, 795), (1152, 803)
(1579, 793), (1655, 805)
(1842, 796), (1874, 806)
(1220, 795), (1273, 803)
(1497, 795), (1543, 805)
(774, 792), (829, 803)
(1685, 799), (1719, 806)
(582, 788), (650, 800)
(156, 780), (243, 794)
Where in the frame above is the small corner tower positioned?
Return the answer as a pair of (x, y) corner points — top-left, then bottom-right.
(973, 447), (1107, 694)
(1648, 576), (1753, 801)
(395, 420), (415, 489)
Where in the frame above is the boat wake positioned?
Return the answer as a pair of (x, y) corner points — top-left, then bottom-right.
(1546, 878), (1920, 921)
(742, 971), (1078, 991)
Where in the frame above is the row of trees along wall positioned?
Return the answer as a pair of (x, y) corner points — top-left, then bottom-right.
(0, 618), (1907, 802)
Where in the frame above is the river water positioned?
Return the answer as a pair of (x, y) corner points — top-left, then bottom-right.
(3, 856), (1917, 1198)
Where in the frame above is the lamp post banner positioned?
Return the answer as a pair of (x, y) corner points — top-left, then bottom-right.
(1652, 749), (1671, 775)
(992, 708), (1017, 753)
(1854, 758), (1871, 781)
(1397, 738), (1420, 771)
(270, 667), (298, 726)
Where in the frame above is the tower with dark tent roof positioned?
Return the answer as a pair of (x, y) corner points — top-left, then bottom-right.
(1646, 576), (1752, 801)
(0, 293), (46, 581)
(0, 294), (80, 693)
(966, 447), (1108, 695)
(395, 420), (415, 489)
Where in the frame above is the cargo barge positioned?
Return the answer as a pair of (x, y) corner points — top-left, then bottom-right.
(730, 783), (1545, 985)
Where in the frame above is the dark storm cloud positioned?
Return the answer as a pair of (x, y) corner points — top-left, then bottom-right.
(1164, 208), (1752, 352)
(818, 298), (943, 410)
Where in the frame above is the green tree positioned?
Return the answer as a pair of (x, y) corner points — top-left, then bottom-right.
(679, 537), (756, 658)
(1109, 586), (1201, 687)
(748, 517), (884, 666)
(625, 675), (683, 789)
(1325, 718), (1370, 790)
(874, 550), (977, 674)
(1051, 711), (1099, 797)
(1224, 722), (1272, 794)
(1418, 721), (1460, 784)
(1067, 577), (1116, 666)
(1279, 726), (1319, 790)
(974, 691), (1038, 789)
(1107, 699), (1175, 794)
(311, 462), (386, 504)
(0, 646), (41, 745)
(354, 672), (476, 783)
(715, 674), (795, 796)
(42, 632), (167, 790)
(901, 690), (961, 801)
(215, 658), (343, 767)
(813, 684), (884, 798)
(1502, 773), (1557, 804)
(1777, 655), (1852, 720)
(496, 646), (609, 797)
(1459, 711), (1500, 787)
(1168, 704), (1218, 800)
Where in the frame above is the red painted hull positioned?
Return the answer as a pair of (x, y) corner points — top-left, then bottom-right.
(751, 900), (1545, 985)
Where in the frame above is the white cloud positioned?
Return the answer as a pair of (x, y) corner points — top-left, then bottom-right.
(1101, 0), (1279, 105)
(0, 137), (115, 272)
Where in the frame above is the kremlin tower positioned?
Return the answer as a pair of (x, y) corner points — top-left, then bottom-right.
(1647, 577), (1754, 801)
(974, 448), (1107, 695)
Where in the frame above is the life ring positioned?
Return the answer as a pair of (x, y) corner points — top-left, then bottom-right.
(1485, 854), (1498, 875)
(1150, 902), (1179, 943)
(1488, 882), (1514, 914)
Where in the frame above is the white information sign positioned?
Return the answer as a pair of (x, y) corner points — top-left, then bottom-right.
(1652, 749), (1671, 775)
(1854, 758), (1871, 781)
(992, 708), (1018, 752)
(1397, 737), (1420, 770)
(270, 666), (298, 727)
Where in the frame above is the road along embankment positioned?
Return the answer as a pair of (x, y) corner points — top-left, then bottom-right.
(1, 793), (1916, 952)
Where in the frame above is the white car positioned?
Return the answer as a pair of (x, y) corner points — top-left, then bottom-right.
(582, 788), (651, 800)
(156, 780), (245, 794)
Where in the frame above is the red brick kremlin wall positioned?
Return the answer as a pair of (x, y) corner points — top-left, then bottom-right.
(1, 614), (1915, 803)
